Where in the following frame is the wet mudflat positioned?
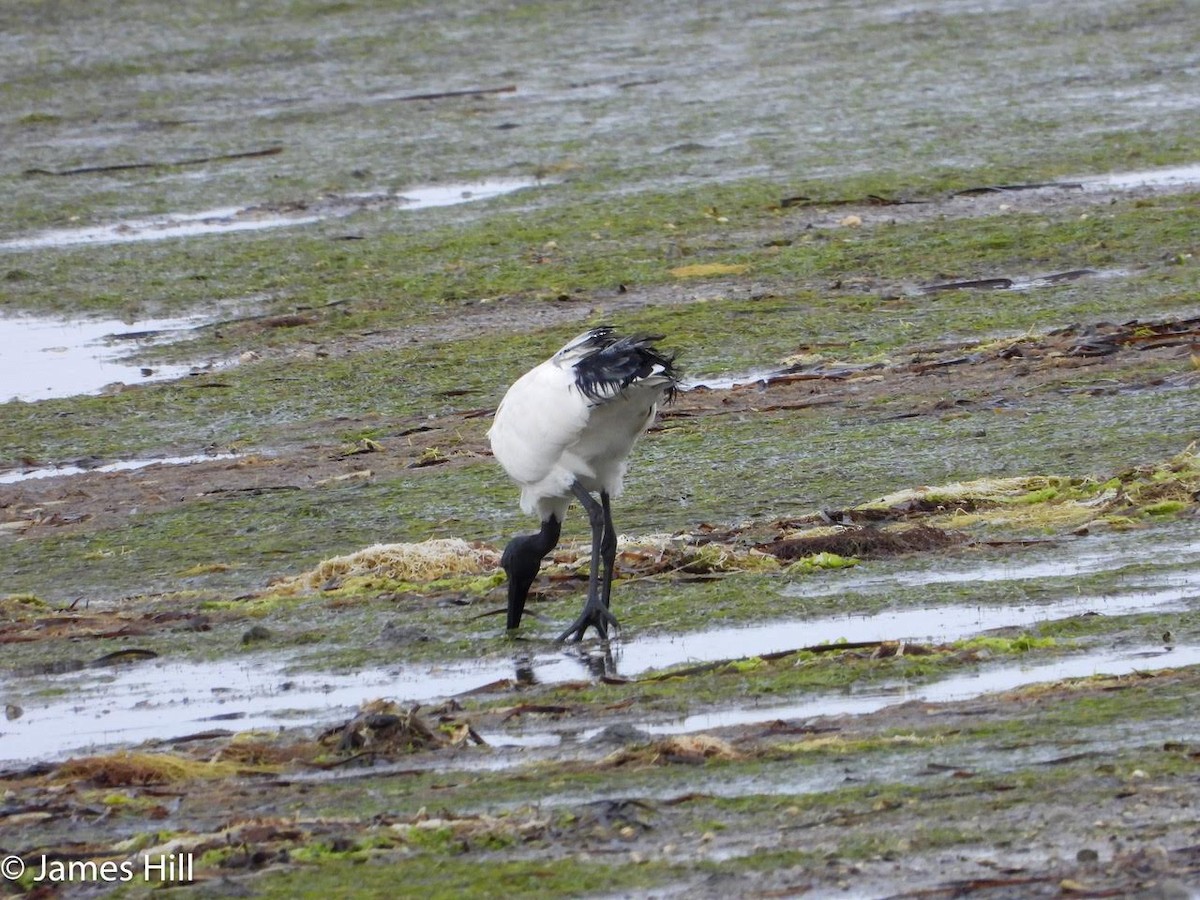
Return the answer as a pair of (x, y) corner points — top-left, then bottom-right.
(2, 0), (1200, 897)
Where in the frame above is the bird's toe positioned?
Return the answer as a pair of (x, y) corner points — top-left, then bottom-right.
(557, 605), (619, 643)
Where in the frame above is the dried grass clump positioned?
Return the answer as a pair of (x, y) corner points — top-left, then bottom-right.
(680, 542), (780, 573)
(604, 733), (741, 767)
(0, 594), (49, 622)
(321, 699), (484, 756)
(390, 809), (549, 846)
(271, 538), (501, 594)
(1117, 445), (1200, 509)
(864, 477), (1042, 513)
(549, 533), (779, 578)
(56, 751), (241, 785)
(214, 737), (317, 767)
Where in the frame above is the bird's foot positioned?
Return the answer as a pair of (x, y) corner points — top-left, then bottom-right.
(556, 602), (619, 642)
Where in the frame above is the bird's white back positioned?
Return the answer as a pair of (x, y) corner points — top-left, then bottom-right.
(488, 341), (672, 520)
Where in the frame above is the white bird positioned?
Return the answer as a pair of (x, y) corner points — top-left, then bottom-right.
(488, 326), (680, 641)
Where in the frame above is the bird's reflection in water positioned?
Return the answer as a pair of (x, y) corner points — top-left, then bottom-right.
(511, 643), (621, 685)
(513, 659), (538, 686)
(566, 643), (620, 680)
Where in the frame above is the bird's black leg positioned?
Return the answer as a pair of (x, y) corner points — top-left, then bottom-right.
(557, 482), (620, 642)
(502, 515), (561, 631)
(599, 490), (617, 611)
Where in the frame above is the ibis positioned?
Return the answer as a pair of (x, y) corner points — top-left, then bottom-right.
(488, 326), (680, 641)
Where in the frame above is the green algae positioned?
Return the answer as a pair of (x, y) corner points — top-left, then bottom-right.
(785, 551), (859, 574)
(954, 634), (1058, 654)
(4, 3), (1200, 893)
(3, 189), (1197, 469)
(230, 855), (681, 900)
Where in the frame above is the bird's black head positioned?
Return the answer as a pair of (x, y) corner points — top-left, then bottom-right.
(501, 517), (562, 630)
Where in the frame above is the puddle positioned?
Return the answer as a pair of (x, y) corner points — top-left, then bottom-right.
(1083, 163), (1200, 190)
(0, 453), (240, 485)
(0, 312), (215, 402)
(911, 267), (1129, 297)
(0, 208), (320, 252)
(0, 179), (539, 399)
(682, 370), (779, 391)
(2, 658), (409, 764)
(0, 649), (590, 765)
(794, 531), (1200, 599)
(1004, 268), (1129, 291)
(516, 646), (1200, 810)
(635, 644), (1200, 739)
(517, 644), (1200, 800)
(391, 179), (538, 210)
(0, 179), (538, 251)
(3, 573), (1194, 765)
(606, 583), (1192, 677)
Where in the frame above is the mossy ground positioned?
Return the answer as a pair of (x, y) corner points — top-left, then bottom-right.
(2, 0), (1200, 896)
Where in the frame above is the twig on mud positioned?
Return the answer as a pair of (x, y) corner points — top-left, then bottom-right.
(638, 660), (729, 681)
(918, 270), (1096, 295)
(303, 751), (423, 772)
(748, 397), (842, 414)
(779, 194), (932, 208)
(658, 792), (715, 805)
(760, 641), (890, 660)
(156, 729), (237, 746)
(619, 562), (730, 586)
(382, 84), (517, 104)
(89, 648), (159, 667)
(951, 181), (1084, 196)
(920, 278), (1015, 293)
(881, 874), (1060, 898)
(202, 485), (303, 496)
(24, 146), (284, 177)
(500, 703), (575, 721)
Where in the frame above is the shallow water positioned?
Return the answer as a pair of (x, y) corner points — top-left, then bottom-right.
(626, 643), (1200, 740)
(0, 178), (538, 403)
(0, 179), (537, 252)
(682, 370), (779, 391)
(517, 645), (1200, 808)
(391, 179), (539, 209)
(790, 531), (1200, 599)
(0, 453), (240, 485)
(0, 312), (213, 403)
(0, 207), (319, 252)
(1083, 163), (1200, 190)
(3, 559), (1193, 764)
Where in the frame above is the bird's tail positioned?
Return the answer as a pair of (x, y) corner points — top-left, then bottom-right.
(565, 327), (680, 404)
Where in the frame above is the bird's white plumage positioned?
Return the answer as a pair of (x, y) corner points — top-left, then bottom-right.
(488, 332), (673, 521)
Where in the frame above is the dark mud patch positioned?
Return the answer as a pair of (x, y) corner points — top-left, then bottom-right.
(759, 523), (962, 561)
(321, 699), (485, 759)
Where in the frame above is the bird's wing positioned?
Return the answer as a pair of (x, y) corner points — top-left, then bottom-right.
(488, 360), (592, 488)
(563, 332), (678, 405)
